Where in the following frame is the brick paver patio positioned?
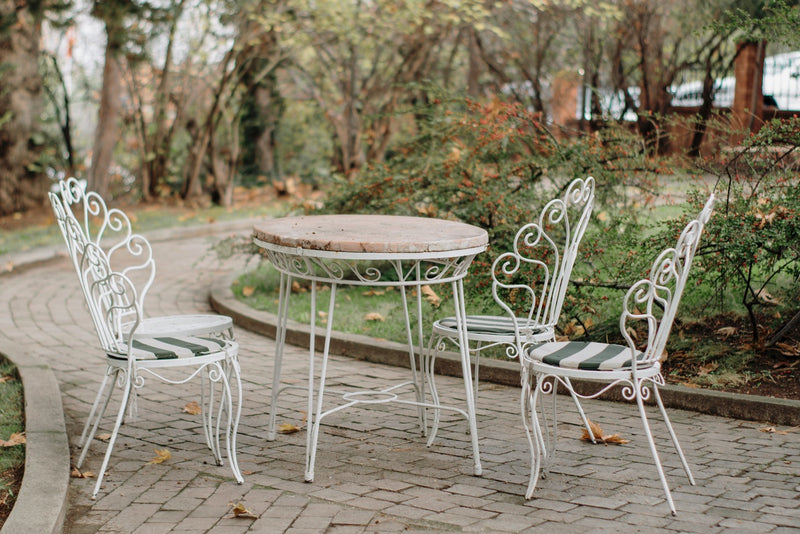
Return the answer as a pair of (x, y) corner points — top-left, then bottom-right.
(1, 227), (798, 533)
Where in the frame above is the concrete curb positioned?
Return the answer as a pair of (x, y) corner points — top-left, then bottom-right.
(211, 272), (800, 427)
(0, 348), (69, 534)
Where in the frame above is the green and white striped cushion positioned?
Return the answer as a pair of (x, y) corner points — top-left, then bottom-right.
(438, 315), (549, 337)
(110, 336), (228, 360)
(526, 341), (645, 371)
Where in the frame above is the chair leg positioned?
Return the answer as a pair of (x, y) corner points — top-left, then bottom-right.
(635, 385), (677, 516)
(77, 368), (114, 448)
(92, 377), (133, 498)
(523, 371), (546, 499)
(424, 334), (442, 447)
(223, 357), (244, 484)
(652, 385), (695, 485)
(564, 377), (596, 443)
(77, 368), (120, 469)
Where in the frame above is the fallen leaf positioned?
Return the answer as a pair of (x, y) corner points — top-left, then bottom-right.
(70, 467), (95, 479)
(0, 376), (13, 383)
(96, 433), (112, 442)
(715, 326), (737, 338)
(0, 432), (25, 447)
(277, 422), (300, 434)
(698, 362), (718, 376)
(362, 289), (385, 296)
(147, 448), (171, 465)
(580, 420), (629, 445)
(364, 312), (385, 322)
(760, 426), (800, 435)
(225, 502), (259, 519)
(242, 286), (255, 297)
(183, 401), (202, 415)
(421, 285), (441, 307)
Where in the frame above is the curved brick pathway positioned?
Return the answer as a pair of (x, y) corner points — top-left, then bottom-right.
(1, 226), (799, 533)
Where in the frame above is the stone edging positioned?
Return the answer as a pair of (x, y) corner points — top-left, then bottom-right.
(210, 272), (800, 427)
(0, 347), (70, 534)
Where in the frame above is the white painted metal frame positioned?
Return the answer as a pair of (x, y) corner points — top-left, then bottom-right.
(254, 232), (487, 483)
(49, 180), (243, 497)
(425, 176), (596, 444)
(521, 194), (715, 515)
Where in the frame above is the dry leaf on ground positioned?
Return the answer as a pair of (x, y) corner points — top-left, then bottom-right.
(277, 422), (301, 434)
(0, 376), (13, 383)
(225, 502), (259, 519)
(715, 326), (737, 338)
(364, 312), (385, 321)
(242, 286), (255, 297)
(147, 448), (171, 465)
(70, 467), (95, 479)
(698, 362), (719, 376)
(0, 432), (25, 447)
(183, 401), (202, 415)
(421, 285), (441, 307)
(580, 420), (630, 445)
(362, 289), (385, 296)
(96, 432), (112, 441)
(760, 426), (800, 435)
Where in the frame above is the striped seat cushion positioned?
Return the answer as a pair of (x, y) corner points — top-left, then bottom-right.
(526, 341), (645, 371)
(437, 315), (549, 337)
(110, 336), (228, 360)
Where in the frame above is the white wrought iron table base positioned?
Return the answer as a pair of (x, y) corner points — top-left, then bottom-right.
(253, 214), (488, 482)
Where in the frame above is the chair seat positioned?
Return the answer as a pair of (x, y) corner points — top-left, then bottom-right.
(435, 315), (551, 339)
(109, 335), (229, 361)
(526, 341), (646, 371)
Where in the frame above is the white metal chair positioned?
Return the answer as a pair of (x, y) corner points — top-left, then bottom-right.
(522, 194), (714, 515)
(49, 182), (243, 497)
(424, 176), (595, 444)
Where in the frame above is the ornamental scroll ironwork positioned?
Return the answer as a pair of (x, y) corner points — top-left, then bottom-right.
(264, 249), (479, 287)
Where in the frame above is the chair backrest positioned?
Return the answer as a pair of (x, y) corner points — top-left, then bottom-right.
(621, 194), (715, 369)
(491, 176), (595, 344)
(79, 241), (143, 355)
(50, 178), (156, 316)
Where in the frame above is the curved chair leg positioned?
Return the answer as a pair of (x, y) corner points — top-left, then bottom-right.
(424, 334), (443, 447)
(652, 385), (695, 485)
(92, 376), (134, 498)
(207, 364), (223, 466)
(524, 372), (546, 499)
(223, 357), (244, 483)
(635, 385), (677, 516)
(77, 368), (120, 469)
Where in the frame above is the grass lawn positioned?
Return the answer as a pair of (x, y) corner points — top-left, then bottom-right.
(0, 356), (24, 526)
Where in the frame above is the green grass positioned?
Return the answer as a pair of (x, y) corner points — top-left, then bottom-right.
(234, 263), (478, 345)
(0, 356), (24, 519)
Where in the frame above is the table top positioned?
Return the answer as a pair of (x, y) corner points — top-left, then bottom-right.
(253, 214), (488, 256)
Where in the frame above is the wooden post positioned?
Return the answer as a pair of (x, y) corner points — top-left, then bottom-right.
(732, 41), (766, 141)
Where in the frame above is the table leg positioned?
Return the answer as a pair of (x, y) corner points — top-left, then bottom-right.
(267, 272), (292, 441)
(305, 281), (338, 482)
(399, 281), (426, 434)
(452, 279), (482, 476)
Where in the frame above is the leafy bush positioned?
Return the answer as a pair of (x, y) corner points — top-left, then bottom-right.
(322, 94), (661, 320)
(690, 117), (800, 346)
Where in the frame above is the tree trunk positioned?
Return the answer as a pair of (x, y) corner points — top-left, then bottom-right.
(89, 34), (122, 200)
(0, 1), (46, 216)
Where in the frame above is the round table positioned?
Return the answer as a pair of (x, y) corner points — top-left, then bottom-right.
(253, 214), (488, 481)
